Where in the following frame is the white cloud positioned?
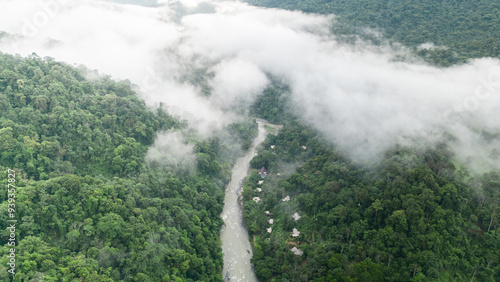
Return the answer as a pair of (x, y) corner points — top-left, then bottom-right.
(1, 0), (499, 171)
(209, 58), (269, 109)
(146, 130), (196, 169)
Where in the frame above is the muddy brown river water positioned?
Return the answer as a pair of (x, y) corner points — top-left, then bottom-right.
(220, 119), (280, 281)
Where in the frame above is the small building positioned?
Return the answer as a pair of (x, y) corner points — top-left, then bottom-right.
(282, 195), (290, 202)
(265, 211), (270, 216)
(259, 167), (268, 179)
(256, 188), (262, 192)
(293, 212), (301, 221)
(270, 145), (275, 149)
(258, 180), (264, 185)
(267, 228), (272, 233)
(268, 219), (274, 224)
(292, 228), (300, 238)
(302, 146), (307, 150)
(252, 197), (261, 203)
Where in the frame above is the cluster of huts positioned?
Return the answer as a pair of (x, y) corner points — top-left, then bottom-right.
(250, 148), (305, 256)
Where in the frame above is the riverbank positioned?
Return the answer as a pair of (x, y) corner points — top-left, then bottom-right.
(220, 119), (281, 282)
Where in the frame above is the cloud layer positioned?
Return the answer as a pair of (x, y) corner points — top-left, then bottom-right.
(1, 0), (499, 171)
(146, 130), (196, 171)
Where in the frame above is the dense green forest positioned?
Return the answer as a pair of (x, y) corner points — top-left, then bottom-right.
(242, 83), (500, 280)
(0, 52), (257, 281)
(244, 0), (500, 66)
(239, 2), (500, 280)
(1, 0), (499, 281)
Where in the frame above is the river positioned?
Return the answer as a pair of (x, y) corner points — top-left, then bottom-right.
(220, 119), (280, 281)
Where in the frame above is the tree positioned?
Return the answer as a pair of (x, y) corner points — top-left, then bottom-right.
(97, 213), (125, 240)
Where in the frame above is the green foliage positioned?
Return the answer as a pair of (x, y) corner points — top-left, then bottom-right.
(243, 119), (500, 280)
(227, 120), (259, 151)
(251, 80), (293, 124)
(244, 0), (500, 66)
(0, 53), (230, 281)
(0, 52), (177, 179)
(0, 167), (227, 281)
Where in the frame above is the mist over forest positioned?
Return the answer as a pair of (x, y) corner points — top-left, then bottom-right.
(1, 0), (498, 168)
(0, 0), (499, 281)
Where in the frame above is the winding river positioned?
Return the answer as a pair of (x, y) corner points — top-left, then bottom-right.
(220, 119), (279, 281)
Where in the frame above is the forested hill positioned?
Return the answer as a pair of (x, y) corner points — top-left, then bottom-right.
(244, 0), (500, 66)
(0, 53), (177, 179)
(242, 83), (500, 281)
(0, 52), (255, 281)
(239, 2), (500, 279)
